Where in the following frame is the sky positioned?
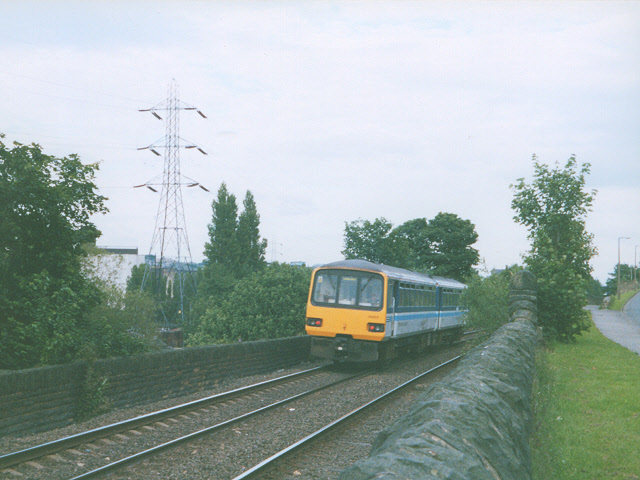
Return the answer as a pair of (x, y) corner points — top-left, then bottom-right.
(1, 0), (639, 284)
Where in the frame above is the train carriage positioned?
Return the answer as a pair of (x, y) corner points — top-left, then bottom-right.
(305, 259), (467, 362)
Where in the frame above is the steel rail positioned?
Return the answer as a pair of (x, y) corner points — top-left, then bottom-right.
(232, 354), (463, 480)
(0, 365), (327, 470)
(68, 368), (372, 479)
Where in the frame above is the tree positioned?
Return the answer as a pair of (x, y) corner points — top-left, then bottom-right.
(0, 137), (110, 367)
(200, 183), (240, 301)
(585, 275), (604, 305)
(405, 213), (479, 280)
(188, 263), (311, 345)
(204, 183), (239, 270)
(342, 218), (409, 267)
(605, 264), (635, 297)
(199, 184), (268, 305)
(511, 155), (597, 342)
(343, 214), (480, 280)
(237, 191), (267, 276)
(464, 266), (520, 333)
(392, 218), (430, 270)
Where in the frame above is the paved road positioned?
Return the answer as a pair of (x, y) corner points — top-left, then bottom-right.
(588, 292), (640, 355)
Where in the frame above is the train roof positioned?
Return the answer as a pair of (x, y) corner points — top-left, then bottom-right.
(317, 259), (466, 289)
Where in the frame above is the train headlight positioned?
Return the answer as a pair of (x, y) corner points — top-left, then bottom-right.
(367, 323), (385, 333)
(306, 318), (323, 327)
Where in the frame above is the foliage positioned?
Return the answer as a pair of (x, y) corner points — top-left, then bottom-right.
(74, 345), (110, 421)
(342, 213), (480, 281)
(342, 217), (409, 267)
(200, 184), (267, 302)
(417, 212), (479, 280)
(237, 191), (268, 276)
(530, 324), (640, 479)
(0, 137), (107, 278)
(0, 137), (110, 368)
(511, 155), (596, 342)
(188, 263), (311, 345)
(204, 182), (239, 271)
(83, 249), (159, 356)
(585, 275), (604, 305)
(604, 263), (635, 297)
(463, 267), (518, 333)
(391, 218), (430, 269)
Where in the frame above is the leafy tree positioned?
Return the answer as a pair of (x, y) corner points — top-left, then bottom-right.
(126, 263), (168, 297)
(204, 182), (239, 270)
(200, 183), (240, 301)
(464, 266), (520, 333)
(0, 137), (109, 368)
(604, 263), (635, 297)
(392, 218), (430, 270)
(585, 275), (604, 305)
(343, 214), (480, 280)
(237, 191), (267, 276)
(195, 184), (268, 332)
(418, 212), (479, 280)
(342, 217), (410, 267)
(188, 263), (311, 345)
(201, 185), (267, 295)
(511, 155), (597, 342)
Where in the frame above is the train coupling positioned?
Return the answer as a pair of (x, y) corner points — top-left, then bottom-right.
(310, 336), (379, 362)
(334, 336), (349, 358)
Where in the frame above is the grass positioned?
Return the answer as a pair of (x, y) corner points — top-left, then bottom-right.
(608, 289), (640, 311)
(531, 321), (640, 480)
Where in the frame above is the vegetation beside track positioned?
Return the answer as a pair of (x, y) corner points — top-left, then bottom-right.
(531, 320), (640, 480)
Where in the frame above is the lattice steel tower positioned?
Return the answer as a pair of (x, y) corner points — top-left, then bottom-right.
(137, 79), (208, 326)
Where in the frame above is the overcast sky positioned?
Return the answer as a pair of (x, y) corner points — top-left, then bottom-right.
(1, 1), (639, 283)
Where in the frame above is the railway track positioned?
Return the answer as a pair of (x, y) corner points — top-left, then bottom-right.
(2, 338), (473, 480)
(0, 364), (349, 479)
(105, 346), (465, 479)
(232, 355), (462, 480)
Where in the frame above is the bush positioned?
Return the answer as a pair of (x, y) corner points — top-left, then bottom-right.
(188, 263), (312, 345)
(464, 268), (518, 333)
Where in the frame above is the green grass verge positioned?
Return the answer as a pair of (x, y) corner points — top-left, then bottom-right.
(531, 322), (640, 480)
(608, 290), (640, 311)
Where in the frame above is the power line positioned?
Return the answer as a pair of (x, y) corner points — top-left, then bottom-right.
(0, 70), (154, 104)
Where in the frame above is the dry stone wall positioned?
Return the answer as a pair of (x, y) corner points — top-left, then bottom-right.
(339, 270), (538, 480)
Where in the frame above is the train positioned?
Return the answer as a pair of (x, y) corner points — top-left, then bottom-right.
(305, 259), (468, 362)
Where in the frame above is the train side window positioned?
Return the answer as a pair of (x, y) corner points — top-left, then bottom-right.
(313, 273), (338, 304)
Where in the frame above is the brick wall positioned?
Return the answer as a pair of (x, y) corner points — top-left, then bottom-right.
(0, 336), (311, 437)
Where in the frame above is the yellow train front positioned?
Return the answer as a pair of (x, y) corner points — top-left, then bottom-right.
(305, 259), (467, 362)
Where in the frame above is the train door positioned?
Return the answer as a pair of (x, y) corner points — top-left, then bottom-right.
(436, 286), (442, 331)
(386, 280), (396, 336)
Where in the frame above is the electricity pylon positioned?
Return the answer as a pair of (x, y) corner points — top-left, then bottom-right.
(136, 79), (208, 326)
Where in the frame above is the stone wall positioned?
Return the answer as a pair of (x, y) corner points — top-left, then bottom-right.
(339, 270), (538, 480)
(0, 336), (311, 437)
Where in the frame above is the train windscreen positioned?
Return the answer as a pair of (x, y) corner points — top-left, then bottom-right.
(312, 270), (383, 310)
